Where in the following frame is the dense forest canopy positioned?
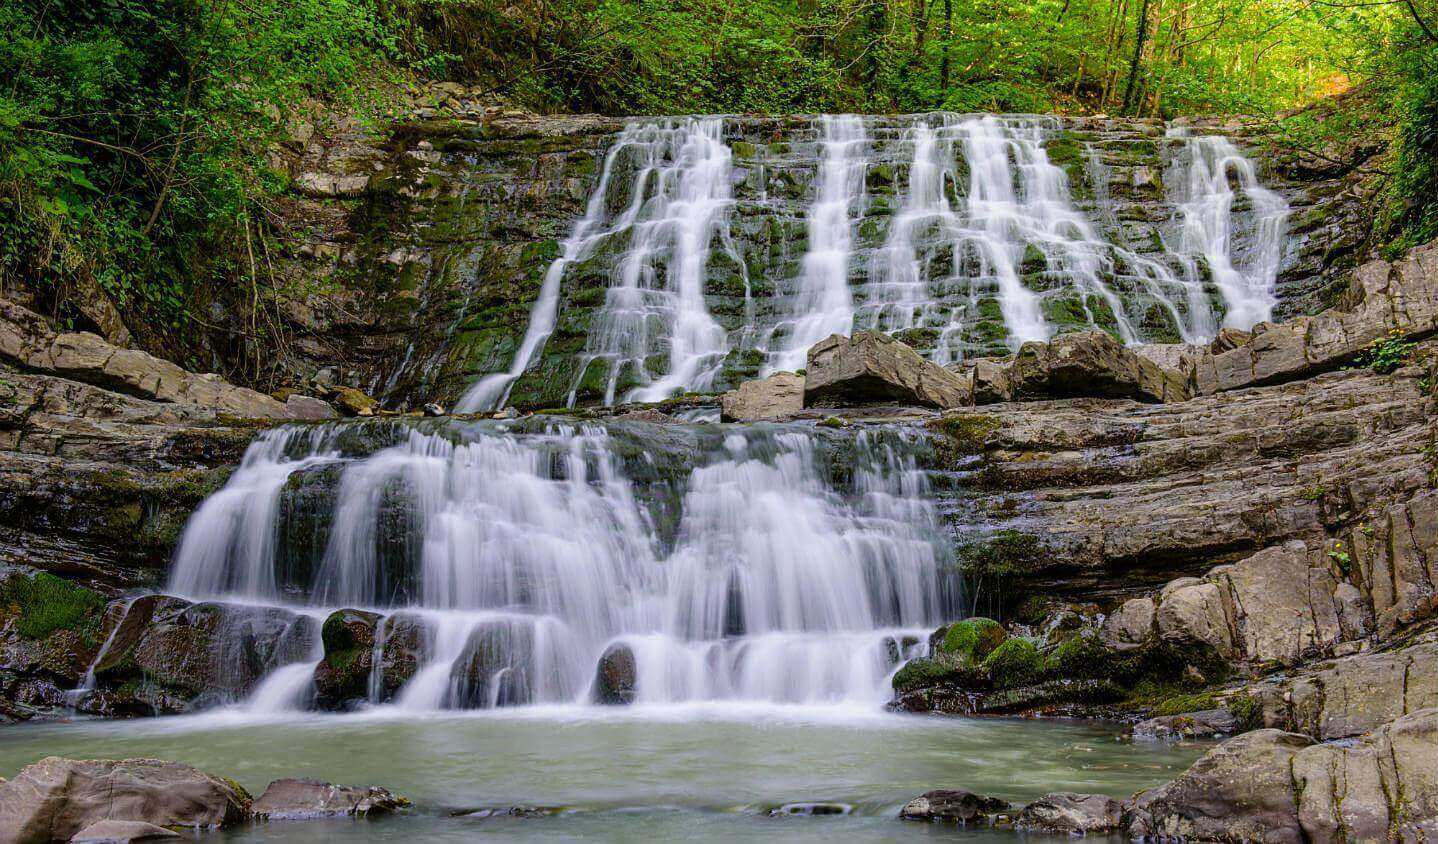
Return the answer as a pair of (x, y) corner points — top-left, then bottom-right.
(1, 0), (1435, 365)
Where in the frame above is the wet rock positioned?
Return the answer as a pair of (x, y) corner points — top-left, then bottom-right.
(1132, 708), (1240, 740)
(721, 372), (804, 422)
(0, 756), (250, 843)
(1128, 709), (1438, 841)
(1002, 329), (1191, 403)
(805, 332), (970, 409)
(1015, 792), (1123, 835)
(449, 619), (534, 708)
(593, 643), (636, 705)
(69, 820), (181, 842)
(251, 777), (408, 819)
(1125, 729), (1312, 842)
(767, 802), (852, 816)
(898, 789), (1011, 824)
(422, 402), (446, 417)
(313, 609), (382, 709)
(0, 299), (291, 419)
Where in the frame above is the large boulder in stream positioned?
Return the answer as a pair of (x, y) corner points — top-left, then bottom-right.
(449, 619), (534, 708)
(898, 789), (1011, 824)
(1015, 792), (1124, 835)
(969, 329), (1191, 404)
(313, 610), (427, 710)
(805, 332), (970, 409)
(0, 757), (251, 843)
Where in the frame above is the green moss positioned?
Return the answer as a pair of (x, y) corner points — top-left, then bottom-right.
(0, 573), (105, 640)
(930, 414), (1000, 457)
(1043, 630), (1114, 680)
(953, 529), (1043, 579)
(1228, 692), (1264, 731)
(982, 637), (1042, 689)
(891, 657), (958, 693)
(1149, 690), (1221, 717)
(939, 617), (1006, 665)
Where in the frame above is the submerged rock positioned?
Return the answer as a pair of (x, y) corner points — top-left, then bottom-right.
(0, 757), (251, 843)
(1132, 708), (1240, 741)
(805, 332), (970, 409)
(898, 789), (1011, 824)
(251, 777), (409, 819)
(69, 820), (181, 842)
(766, 802), (852, 816)
(593, 643), (636, 705)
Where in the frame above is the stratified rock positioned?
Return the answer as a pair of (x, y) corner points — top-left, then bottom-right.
(593, 643), (636, 705)
(805, 332), (970, 409)
(898, 789), (1011, 824)
(69, 820), (181, 842)
(0, 757), (250, 844)
(0, 298), (292, 419)
(1004, 330), (1191, 403)
(1132, 708), (1240, 741)
(1126, 729), (1312, 842)
(1015, 792), (1123, 834)
(1208, 541), (1344, 665)
(720, 372), (803, 422)
(1245, 642), (1438, 740)
(251, 778), (408, 819)
(1351, 490), (1438, 636)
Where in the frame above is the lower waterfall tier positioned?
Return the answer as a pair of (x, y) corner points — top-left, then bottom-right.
(156, 417), (959, 712)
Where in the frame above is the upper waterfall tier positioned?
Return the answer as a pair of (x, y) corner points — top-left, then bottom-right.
(457, 113), (1290, 411)
(166, 418), (959, 710)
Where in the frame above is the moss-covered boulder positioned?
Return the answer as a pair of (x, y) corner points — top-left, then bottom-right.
(313, 609), (381, 710)
(936, 617), (1006, 666)
(982, 637), (1044, 689)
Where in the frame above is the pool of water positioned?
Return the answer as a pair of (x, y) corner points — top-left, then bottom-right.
(0, 705), (1207, 842)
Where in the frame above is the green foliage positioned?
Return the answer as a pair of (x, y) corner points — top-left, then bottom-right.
(1352, 330), (1417, 374)
(939, 617), (1006, 664)
(982, 636), (1043, 689)
(0, 572), (105, 640)
(954, 530), (1042, 579)
(0, 0), (405, 361)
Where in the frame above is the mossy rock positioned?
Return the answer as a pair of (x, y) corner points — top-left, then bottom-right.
(982, 637), (1043, 689)
(0, 572), (105, 641)
(1043, 630), (1114, 681)
(938, 617), (1006, 666)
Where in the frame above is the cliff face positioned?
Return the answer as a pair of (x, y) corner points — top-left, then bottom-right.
(258, 107), (1378, 412)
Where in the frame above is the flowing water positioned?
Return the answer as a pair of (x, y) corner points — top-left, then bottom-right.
(462, 113), (1289, 409)
(166, 417), (959, 711)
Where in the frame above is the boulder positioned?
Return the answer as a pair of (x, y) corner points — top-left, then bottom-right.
(720, 372), (804, 422)
(805, 332), (970, 409)
(312, 609), (382, 709)
(1208, 541), (1343, 666)
(593, 643), (636, 705)
(251, 778), (408, 819)
(1132, 708), (1240, 740)
(327, 386), (379, 417)
(1100, 598), (1154, 651)
(1246, 642), (1438, 740)
(1154, 579), (1234, 657)
(1126, 729), (1312, 842)
(69, 820), (181, 842)
(0, 299), (294, 419)
(1002, 330), (1192, 403)
(1350, 490), (1438, 636)
(0, 757), (250, 844)
(898, 789), (1011, 824)
(281, 394), (337, 420)
(448, 619), (534, 708)
(1015, 792), (1123, 835)
(1128, 709), (1438, 842)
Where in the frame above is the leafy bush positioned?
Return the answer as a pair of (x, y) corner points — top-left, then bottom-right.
(1353, 330), (1417, 374)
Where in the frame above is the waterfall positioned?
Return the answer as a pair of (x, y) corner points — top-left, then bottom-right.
(457, 113), (1289, 405)
(167, 419), (957, 710)
(760, 115), (864, 374)
(1166, 130), (1290, 330)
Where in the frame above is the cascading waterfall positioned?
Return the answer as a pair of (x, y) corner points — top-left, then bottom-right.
(167, 419), (957, 713)
(458, 113), (1289, 408)
(1166, 129), (1290, 330)
(760, 115), (864, 375)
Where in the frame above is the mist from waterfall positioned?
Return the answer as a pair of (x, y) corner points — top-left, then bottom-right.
(167, 419), (957, 713)
(461, 113), (1289, 409)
